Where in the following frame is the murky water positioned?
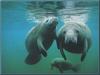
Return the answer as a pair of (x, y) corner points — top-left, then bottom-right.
(1, 0), (99, 74)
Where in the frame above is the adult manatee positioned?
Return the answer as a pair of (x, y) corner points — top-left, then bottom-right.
(56, 22), (92, 62)
(25, 17), (58, 64)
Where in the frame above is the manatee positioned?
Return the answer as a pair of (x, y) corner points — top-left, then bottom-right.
(51, 58), (81, 73)
(56, 22), (92, 62)
(25, 17), (58, 65)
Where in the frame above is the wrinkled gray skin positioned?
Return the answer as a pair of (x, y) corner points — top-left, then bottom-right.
(25, 17), (58, 65)
(56, 22), (92, 62)
(51, 58), (80, 73)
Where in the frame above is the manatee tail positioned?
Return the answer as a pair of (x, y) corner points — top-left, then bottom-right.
(25, 53), (41, 65)
(72, 63), (81, 72)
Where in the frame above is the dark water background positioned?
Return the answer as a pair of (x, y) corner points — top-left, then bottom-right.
(1, 1), (99, 74)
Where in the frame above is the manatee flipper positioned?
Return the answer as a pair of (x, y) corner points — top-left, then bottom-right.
(56, 36), (60, 49)
(58, 65), (63, 73)
(37, 37), (47, 57)
(59, 68), (63, 73)
(81, 39), (88, 62)
(60, 47), (67, 60)
(56, 32), (67, 60)
(57, 36), (67, 60)
(25, 53), (41, 65)
(59, 42), (67, 60)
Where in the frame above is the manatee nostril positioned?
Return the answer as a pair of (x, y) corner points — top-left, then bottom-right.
(46, 19), (49, 23)
(75, 30), (79, 33)
(63, 31), (66, 34)
(47, 20), (49, 22)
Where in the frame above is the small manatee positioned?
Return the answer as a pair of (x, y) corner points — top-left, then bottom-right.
(51, 58), (81, 73)
(25, 17), (58, 65)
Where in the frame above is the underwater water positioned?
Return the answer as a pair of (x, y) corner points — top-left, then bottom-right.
(1, 1), (99, 74)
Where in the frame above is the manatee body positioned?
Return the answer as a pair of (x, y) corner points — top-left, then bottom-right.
(56, 22), (92, 62)
(25, 17), (58, 65)
(51, 58), (80, 73)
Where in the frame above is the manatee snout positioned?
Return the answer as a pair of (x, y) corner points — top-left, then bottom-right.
(48, 17), (58, 26)
(51, 17), (58, 24)
(64, 29), (78, 44)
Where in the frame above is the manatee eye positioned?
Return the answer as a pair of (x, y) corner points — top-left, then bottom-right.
(46, 20), (49, 23)
(45, 19), (51, 25)
(75, 30), (79, 33)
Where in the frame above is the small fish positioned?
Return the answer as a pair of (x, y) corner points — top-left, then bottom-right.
(51, 58), (81, 73)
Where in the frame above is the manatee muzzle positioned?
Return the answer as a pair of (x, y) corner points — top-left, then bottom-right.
(64, 30), (78, 44)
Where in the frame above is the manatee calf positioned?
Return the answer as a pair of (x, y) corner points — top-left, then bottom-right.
(56, 22), (92, 62)
(51, 58), (80, 73)
(25, 17), (58, 64)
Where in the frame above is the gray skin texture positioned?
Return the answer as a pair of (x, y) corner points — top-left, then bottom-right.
(51, 58), (80, 73)
(56, 22), (92, 62)
(25, 17), (58, 65)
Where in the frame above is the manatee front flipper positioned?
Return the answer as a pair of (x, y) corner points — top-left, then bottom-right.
(55, 35), (60, 49)
(56, 36), (67, 60)
(25, 53), (41, 65)
(37, 37), (47, 57)
(59, 68), (63, 73)
(58, 65), (64, 73)
(60, 46), (67, 60)
(59, 40), (67, 60)
(81, 39), (88, 62)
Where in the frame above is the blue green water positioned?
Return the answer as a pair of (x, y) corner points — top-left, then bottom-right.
(1, 1), (99, 74)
